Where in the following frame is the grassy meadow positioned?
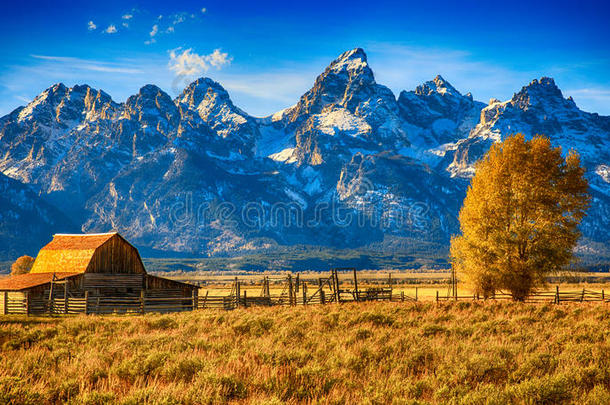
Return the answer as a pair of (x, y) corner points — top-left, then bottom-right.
(1, 301), (610, 404)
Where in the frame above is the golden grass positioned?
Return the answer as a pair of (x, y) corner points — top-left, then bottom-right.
(1, 302), (610, 404)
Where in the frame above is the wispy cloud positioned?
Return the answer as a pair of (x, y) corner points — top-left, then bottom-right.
(364, 42), (537, 104)
(30, 55), (143, 74)
(563, 87), (610, 113)
(87, 21), (97, 31)
(201, 7), (207, 13)
(104, 24), (117, 34)
(168, 48), (231, 77)
(122, 14), (133, 20)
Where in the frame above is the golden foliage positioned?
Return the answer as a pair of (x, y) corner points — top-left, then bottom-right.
(451, 134), (590, 300)
(10, 256), (34, 276)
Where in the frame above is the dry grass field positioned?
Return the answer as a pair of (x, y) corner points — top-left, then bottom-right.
(1, 301), (610, 404)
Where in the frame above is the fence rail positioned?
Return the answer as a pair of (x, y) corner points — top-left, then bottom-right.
(436, 287), (609, 304)
(2, 268), (608, 317)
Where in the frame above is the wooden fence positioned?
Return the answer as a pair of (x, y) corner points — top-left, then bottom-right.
(1, 268), (418, 315)
(2, 292), (197, 316)
(436, 287), (610, 303)
(3, 268), (608, 316)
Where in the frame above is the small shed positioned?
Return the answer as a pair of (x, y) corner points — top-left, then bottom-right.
(0, 232), (197, 315)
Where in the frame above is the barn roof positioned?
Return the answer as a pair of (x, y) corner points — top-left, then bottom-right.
(42, 233), (117, 250)
(0, 272), (79, 291)
(29, 232), (129, 274)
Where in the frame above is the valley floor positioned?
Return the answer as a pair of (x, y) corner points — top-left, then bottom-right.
(1, 302), (609, 404)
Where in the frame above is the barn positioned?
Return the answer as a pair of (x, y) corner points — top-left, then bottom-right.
(0, 232), (198, 315)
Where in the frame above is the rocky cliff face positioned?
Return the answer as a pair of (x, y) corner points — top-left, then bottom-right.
(0, 49), (608, 259)
(0, 172), (76, 259)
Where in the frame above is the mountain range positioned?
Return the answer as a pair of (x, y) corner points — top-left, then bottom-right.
(0, 48), (608, 266)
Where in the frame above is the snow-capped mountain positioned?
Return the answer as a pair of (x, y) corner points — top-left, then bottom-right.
(0, 48), (608, 261)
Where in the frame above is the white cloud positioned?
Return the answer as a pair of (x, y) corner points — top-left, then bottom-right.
(201, 7), (207, 13)
(104, 25), (117, 34)
(168, 48), (232, 77)
(144, 24), (159, 45)
(172, 13), (187, 25)
(87, 21), (97, 30)
(122, 14), (133, 20)
(122, 22), (129, 28)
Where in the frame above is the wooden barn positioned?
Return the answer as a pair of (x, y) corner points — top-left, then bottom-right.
(0, 232), (198, 315)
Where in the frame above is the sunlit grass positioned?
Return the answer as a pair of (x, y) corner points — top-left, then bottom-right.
(1, 301), (609, 404)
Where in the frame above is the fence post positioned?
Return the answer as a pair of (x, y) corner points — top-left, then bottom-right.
(353, 268), (359, 302)
(3, 291), (7, 315)
(235, 279), (240, 308)
(555, 286), (560, 304)
(64, 283), (68, 314)
(320, 290), (325, 305)
(25, 292), (30, 316)
(436, 291), (439, 303)
(401, 291), (404, 302)
(192, 289), (198, 311)
(243, 290), (247, 308)
(84, 291), (89, 315)
(303, 283), (307, 305)
(140, 290), (145, 314)
(581, 288), (585, 302)
(602, 290), (605, 301)
(415, 287), (418, 302)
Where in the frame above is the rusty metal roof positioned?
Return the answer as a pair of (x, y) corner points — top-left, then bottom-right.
(0, 273), (79, 291)
(29, 233), (118, 274)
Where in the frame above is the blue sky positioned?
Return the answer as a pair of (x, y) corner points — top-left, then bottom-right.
(1, 0), (609, 117)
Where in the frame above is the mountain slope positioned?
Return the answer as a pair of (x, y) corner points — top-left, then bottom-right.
(0, 49), (608, 262)
(0, 173), (76, 260)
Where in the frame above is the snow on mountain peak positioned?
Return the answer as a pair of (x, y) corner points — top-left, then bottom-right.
(176, 77), (233, 110)
(415, 75), (461, 97)
(329, 48), (369, 74)
(510, 76), (569, 111)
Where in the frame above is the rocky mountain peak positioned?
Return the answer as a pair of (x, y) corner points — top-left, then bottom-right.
(16, 83), (115, 125)
(510, 76), (570, 111)
(286, 48), (391, 127)
(415, 75), (461, 97)
(124, 84), (178, 126)
(176, 77), (233, 110)
(327, 48), (370, 75)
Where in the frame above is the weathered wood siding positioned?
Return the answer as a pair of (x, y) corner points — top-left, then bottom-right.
(86, 235), (146, 274)
(146, 275), (196, 297)
(1, 292), (26, 314)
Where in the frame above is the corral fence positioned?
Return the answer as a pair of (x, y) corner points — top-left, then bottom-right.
(2, 290), (197, 316)
(3, 269), (608, 316)
(436, 286), (610, 304)
(1, 268), (417, 315)
(198, 268), (417, 311)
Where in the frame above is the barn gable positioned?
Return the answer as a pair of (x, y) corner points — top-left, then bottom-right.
(30, 232), (146, 275)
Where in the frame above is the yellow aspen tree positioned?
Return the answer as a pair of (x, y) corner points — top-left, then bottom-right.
(451, 134), (590, 300)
